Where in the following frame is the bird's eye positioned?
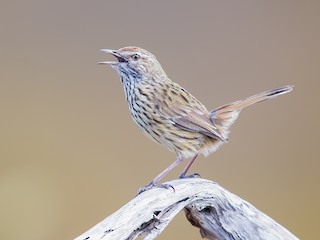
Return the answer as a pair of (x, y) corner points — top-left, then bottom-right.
(131, 54), (140, 61)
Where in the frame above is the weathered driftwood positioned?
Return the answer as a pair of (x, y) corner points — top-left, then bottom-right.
(75, 178), (298, 240)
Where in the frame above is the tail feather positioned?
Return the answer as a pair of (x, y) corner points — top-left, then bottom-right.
(210, 85), (293, 137)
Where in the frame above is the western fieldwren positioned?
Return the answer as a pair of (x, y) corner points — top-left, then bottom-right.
(99, 46), (293, 193)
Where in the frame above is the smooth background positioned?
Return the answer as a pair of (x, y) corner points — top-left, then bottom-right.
(1, 1), (319, 239)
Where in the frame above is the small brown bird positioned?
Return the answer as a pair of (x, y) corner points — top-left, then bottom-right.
(99, 46), (293, 193)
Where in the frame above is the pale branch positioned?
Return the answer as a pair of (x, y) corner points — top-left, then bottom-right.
(75, 178), (298, 240)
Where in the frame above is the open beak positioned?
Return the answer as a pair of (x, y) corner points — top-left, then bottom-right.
(99, 49), (125, 65)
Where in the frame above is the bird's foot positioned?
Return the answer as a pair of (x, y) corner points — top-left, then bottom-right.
(179, 172), (201, 179)
(137, 181), (175, 195)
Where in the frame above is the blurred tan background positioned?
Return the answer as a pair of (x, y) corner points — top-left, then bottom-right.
(1, 1), (319, 239)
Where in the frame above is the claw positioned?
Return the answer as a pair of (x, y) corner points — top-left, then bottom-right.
(137, 182), (175, 195)
(179, 172), (201, 179)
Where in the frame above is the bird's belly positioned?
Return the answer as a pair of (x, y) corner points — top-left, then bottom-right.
(130, 110), (215, 158)
(127, 99), (224, 158)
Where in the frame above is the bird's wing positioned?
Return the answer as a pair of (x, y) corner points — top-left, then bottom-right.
(156, 103), (227, 142)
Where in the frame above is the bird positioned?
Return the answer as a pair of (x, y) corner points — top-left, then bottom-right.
(99, 46), (293, 193)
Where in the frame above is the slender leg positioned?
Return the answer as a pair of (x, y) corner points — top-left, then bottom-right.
(137, 156), (183, 194)
(151, 156), (184, 183)
(179, 154), (199, 178)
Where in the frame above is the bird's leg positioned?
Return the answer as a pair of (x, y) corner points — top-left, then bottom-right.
(137, 157), (183, 194)
(179, 154), (200, 178)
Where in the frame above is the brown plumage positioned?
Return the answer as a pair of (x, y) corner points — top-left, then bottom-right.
(99, 46), (293, 193)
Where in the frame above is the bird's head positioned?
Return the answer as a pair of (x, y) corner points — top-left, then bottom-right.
(99, 46), (167, 83)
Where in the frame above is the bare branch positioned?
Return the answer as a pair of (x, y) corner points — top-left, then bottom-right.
(75, 178), (298, 240)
